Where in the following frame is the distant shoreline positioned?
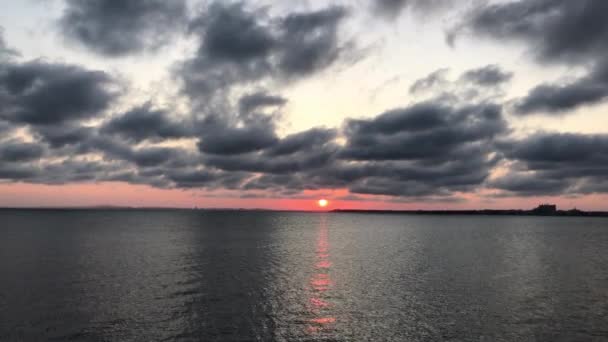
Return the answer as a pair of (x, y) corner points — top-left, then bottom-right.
(331, 209), (608, 217)
(1, 207), (608, 217)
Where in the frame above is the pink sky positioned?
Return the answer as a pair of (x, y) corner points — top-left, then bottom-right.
(1, 182), (606, 211)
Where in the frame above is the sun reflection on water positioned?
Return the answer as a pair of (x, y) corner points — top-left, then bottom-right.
(307, 215), (336, 334)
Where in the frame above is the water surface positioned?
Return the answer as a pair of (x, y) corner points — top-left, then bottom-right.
(1, 210), (607, 341)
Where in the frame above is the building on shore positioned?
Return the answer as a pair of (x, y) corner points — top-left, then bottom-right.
(532, 204), (557, 215)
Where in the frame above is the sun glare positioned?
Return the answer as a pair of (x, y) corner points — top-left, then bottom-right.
(318, 199), (329, 208)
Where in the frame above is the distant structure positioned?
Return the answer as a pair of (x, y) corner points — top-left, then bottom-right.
(567, 208), (583, 215)
(532, 204), (557, 215)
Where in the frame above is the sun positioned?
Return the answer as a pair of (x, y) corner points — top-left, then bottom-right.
(318, 199), (329, 208)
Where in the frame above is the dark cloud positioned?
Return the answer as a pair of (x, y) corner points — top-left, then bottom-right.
(316, 156), (494, 198)
(409, 68), (448, 94)
(238, 92), (287, 115)
(340, 101), (506, 160)
(373, 0), (453, 18)
(349, 176), (456, 197)
(0, 139), (151, 185)
(41, 159), (131, 185)
(195, 114), (279, 155)
(502, 133), (608, 167)
(178, 2), (351, 103)
(514, 66), (608, 115)
(2, 158), (169, 187)
(374, 0), (409, 16)
(0, 140), (44, 162)
(0, 163), (39, 181)
(266, 128), (337, 157)
(0, 57), (122, 176)
(192, 2), (275, 63)
(167, 169), (249, 189)
(278, 6), (348, 77)
(459, 65), (513, 86)
(204, 128), (338, 174)
(0, 32), (157, 186)
(179, 2), (274, 101)
(171, 2), (354, 194)
(0, 120), (14, 135)
(0, 51), (288, 192)
(60, 0), (187, 56)
(491, 133), (608, 195)
(454, 0), (608, 115)
(490, 174), (571, 197)
(3, 85), (608, 200)
(31, 124), (93, 148)
(410, 65), (512, 102)
(192, 90), (287, 156)
(195, 115), (334, 176)
(309, 99), (509, 198)
(197, 126), (278, 155)
(101, 104), (193, 143)
(243, 173), (309, 193)
(0, 60), (117, 125)
(129, 147), (183, 168)
(460, 0), (608, 64)
(79, 135), (194, 169)
(515, 79), (608, 115)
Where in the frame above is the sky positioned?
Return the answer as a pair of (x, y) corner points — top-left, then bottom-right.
(1, 0), (608, 210)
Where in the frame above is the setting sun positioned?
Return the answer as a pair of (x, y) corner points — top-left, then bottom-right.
(318, 199), (329, 208)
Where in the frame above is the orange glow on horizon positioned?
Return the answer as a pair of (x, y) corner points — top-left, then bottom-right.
(1, 182), (608, 211)
(318, 199), (329, 208)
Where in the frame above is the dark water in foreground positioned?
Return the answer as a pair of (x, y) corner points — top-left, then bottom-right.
(1, 210), (607, 341)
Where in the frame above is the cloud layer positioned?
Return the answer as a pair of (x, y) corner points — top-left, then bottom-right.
(0, 1), (607, 204)
(455, 0), (608, 115)
(60, 0), (188, 56)
(177, 2), (352, 107)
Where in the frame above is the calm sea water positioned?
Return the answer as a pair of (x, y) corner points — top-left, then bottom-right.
(1, 210), (607, 341)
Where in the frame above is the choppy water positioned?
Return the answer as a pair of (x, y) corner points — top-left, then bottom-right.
(1, 210), (607, 341)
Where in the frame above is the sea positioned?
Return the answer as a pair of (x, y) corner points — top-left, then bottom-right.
(1, 210), (607, 341)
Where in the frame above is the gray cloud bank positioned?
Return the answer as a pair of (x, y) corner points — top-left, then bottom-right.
(60, 0), (188, 56)
(453, 0), (608, 115)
